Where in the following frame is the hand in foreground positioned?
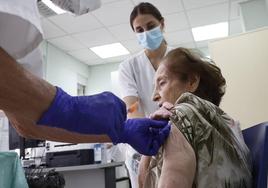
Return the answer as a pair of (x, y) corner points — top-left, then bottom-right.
(37, 87), (127, 137)
(37, 87), (171, 155)
(115, 118), (171, 156)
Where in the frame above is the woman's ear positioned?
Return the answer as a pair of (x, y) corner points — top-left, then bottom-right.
(160, 18), (165, 31)
(187, 74), (200, 92)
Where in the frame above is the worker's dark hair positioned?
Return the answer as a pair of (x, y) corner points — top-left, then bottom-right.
(130, 2), (164, 31)
(162, 47), (226, 106)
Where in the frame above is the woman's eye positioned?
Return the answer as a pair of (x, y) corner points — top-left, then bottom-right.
(159, 81), (166, 87)
(136, 28), (144, 33)
(148, 25), (156, 30)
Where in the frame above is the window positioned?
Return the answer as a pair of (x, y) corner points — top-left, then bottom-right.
(77, 83), (86, 96)
(77, 74), (88, 96)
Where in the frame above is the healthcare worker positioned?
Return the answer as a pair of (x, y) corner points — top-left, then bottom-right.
(118, 2), (173, 188)
(0, 0), (170, 156)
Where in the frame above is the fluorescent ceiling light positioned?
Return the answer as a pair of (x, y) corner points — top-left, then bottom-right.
(90, 43), (130, 59)
(42, 0), (66, 14)
(192, 22), (229, 42)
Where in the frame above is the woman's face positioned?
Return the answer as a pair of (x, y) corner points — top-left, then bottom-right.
(152, 63), (189, 106)
(132, 14), (163, 33)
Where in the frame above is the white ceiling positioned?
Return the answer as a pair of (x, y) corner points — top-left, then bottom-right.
(41, 0), (247, 66)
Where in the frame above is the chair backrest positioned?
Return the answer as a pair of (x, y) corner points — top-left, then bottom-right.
(242, 122), (268, 188)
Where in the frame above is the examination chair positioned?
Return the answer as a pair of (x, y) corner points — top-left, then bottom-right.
(242, 122), (268, 188)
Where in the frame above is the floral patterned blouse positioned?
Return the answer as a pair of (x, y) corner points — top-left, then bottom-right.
(144, 93), (252, 188)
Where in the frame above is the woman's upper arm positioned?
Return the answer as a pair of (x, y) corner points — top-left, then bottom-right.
(158, 124), (196, 188)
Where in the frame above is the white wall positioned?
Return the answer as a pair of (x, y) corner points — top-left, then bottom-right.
(43, 41), (123, 97)
(209, 27), (268, 129)
(44, 42), (90, 96)
(87, 62), (121, 95)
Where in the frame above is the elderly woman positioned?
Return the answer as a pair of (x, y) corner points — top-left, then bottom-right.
(139, 48), (252, 188)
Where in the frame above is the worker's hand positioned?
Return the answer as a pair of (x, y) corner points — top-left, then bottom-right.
(37, 87), (127, 137)
(115, 118), (171, 156)
(37, 86), (170, 154)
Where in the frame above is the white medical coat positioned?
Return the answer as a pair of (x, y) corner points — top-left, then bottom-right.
(0, 0), (43, 77)
(0, 0), (101, 77)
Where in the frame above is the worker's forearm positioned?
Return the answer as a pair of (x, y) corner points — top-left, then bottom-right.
(127, 111), (145, 119)
(27, 125), (110, 144)
(122, 97), (145, 119)
(0, 47), (112, 143)
(0, 47), (55, 122)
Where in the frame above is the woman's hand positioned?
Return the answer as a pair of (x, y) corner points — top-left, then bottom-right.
(149, 102), (174, 120)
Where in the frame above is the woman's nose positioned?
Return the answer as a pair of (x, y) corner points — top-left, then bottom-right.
(152, 92), (160, 102)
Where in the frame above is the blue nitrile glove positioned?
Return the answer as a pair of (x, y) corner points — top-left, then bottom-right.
(37, 87), (170, 155)
(116, 119), (171, 156)
(37, 87), (127, 139)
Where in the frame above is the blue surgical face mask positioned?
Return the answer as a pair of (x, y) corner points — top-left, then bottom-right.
(136, 25), (164, 50)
